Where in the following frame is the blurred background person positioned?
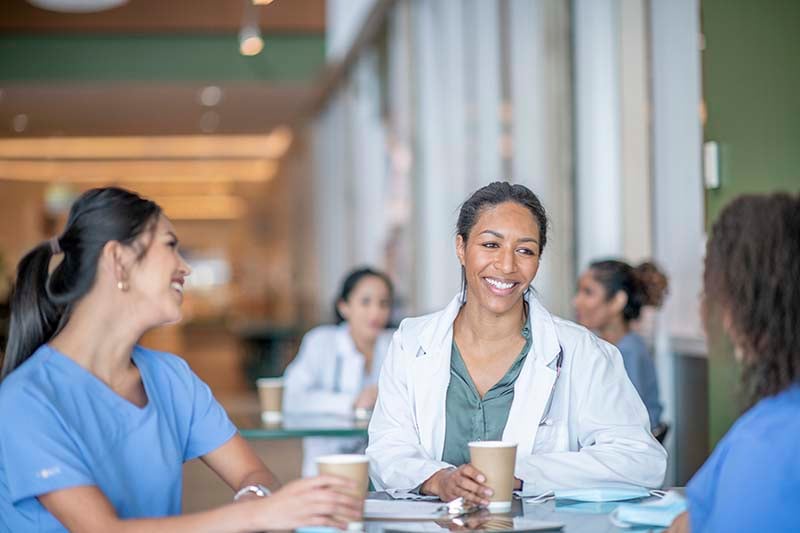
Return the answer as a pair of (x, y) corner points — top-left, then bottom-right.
(284, 267), (394, 476)
(573, 260), (668, 435)
(668, 194), (800, 532)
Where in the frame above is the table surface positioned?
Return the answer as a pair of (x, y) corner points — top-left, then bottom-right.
(234, 413), (369, 440)
(362, 492), (666, 533)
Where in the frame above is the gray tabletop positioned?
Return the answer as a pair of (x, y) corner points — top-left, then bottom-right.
(362, 492), (667, 533)
(234, 413), (369, 440)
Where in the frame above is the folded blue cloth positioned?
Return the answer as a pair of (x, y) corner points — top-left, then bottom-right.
(610, 490), (687, 528)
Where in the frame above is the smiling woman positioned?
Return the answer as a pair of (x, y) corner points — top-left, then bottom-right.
(367, 181), (667, 504)
(0, 187), (361, 532)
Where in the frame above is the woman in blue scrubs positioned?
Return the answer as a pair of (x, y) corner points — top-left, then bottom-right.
(668, 193), (800, 532)
(573, 260), (667, 432)
(0, 188), (360, 532)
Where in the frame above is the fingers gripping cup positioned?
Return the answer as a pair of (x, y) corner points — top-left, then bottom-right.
(468, 441), (518, 512)
(316, 454), (369, 530)
(256, 378), (283, 424)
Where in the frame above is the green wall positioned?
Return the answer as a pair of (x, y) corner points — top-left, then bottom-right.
(0, 34), (325, 82)
(702, 0), (800, 446)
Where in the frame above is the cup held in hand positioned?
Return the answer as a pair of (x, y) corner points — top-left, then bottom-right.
(468, 441), (517, 512)
(316, 454), (369, 530)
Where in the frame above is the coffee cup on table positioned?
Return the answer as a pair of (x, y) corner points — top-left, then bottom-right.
(255, 377), (283, 424)
(316, 454), (369, 530)
(468, 441), (518, 512)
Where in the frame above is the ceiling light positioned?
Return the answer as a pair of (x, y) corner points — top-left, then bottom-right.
(252, 0), (275, 5)
(198, 86), (223, 107)
(239, 25), (264, 56)
(239, 0), (264, 56)
(27, 0), (128, 13)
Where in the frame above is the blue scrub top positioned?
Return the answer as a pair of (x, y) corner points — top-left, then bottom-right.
(0, 344), (237, 532)
(686, 384), (800, 532)
(616, 332), (663, 429)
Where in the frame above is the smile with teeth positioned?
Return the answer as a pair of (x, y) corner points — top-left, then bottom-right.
(170, 282), (184, 294)
(485, 277), (517, 290)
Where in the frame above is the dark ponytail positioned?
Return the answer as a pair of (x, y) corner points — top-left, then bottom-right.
(1, 187), (161, 382)
(2, 243), (64, 381)
(589, 259), (669, 323)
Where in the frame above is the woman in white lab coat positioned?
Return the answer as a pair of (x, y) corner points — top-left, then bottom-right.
(284, 267), (394, 476)
(367, 182), (667, 504)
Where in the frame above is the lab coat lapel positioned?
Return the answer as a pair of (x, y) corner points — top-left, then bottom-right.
(503, 294), (562, 455)
(335, 325), (365, 393)
(413, 295), (463, 461)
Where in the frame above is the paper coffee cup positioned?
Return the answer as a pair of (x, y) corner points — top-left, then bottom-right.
(468, 441), (517, 512)
(256, 377), (283, 423)
(316, 454), (369, 530)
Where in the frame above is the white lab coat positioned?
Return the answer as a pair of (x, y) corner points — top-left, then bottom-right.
(283, 323), (393, 477)
(367, 293), (667, 495)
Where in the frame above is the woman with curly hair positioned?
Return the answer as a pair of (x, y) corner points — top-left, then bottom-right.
(668, 193), (800, 532)
(573, 260), (668, 432)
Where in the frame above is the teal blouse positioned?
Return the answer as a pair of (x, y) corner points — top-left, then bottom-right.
(441, 325), (532, 466)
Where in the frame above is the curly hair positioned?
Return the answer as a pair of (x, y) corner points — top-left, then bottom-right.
(704, 193), (800, 404)
(589, 259), (669, 322)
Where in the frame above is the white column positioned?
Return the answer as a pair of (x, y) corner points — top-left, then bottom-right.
(650, 0), (705, 342)
(466, 0), (503, 189)
(411, 0), (471, 313)
(312, 91), (355, 317)
(573, 0), (623, 270)
(326, 0), (380, 61)
(351, 50), (388, 267)
(650, 0), (704, 486)
(620, 0), (653, 261)
(509, 0), (574, 317)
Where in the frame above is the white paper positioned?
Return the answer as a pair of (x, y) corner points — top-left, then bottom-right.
(385, 488), (441, 501)
(364, 500), (446, 520)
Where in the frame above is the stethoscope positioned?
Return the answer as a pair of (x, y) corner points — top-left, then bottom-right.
(332, 352), (343, 393)
(538, 345), (564, 426)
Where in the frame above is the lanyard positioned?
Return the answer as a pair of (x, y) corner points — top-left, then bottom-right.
(332, 353), (342, 393)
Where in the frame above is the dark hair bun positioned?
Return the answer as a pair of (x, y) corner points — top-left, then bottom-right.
(634, 262), (669, 308)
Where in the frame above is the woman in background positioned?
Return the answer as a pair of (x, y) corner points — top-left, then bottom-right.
(573, 260), (667, 432)
(0, 188), (359, 532)
(668, 193), (800, 532)
(284, 267), (394, 476)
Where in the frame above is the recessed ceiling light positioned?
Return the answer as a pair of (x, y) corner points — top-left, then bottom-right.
(199, 86), (223, 107)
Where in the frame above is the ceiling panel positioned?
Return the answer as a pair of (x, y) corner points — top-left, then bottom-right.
(0, 83), (312, 136)
(0, 0), (325, 33)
